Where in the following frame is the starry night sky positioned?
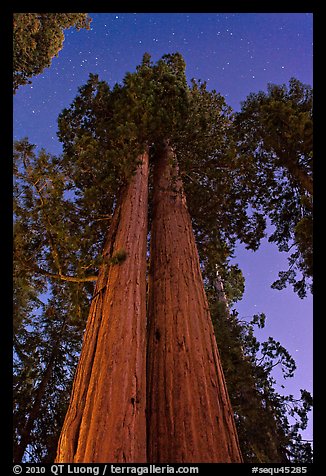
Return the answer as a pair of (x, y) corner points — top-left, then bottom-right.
(13, 13), (313, 440)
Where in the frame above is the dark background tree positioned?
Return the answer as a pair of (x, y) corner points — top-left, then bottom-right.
(208, 293), (313, 463)
(13, 13), (91, 93)
(13, 284), (87, 462)
(233, 78), (313, 298)
(13, 139), (97, 462)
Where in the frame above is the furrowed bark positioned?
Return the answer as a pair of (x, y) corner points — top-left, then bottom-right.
(147, 142), (243, 463)
(55, 152), (149, 463)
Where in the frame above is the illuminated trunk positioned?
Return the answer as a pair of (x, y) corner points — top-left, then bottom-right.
(146, 142), (242, 463)
(56, 152), (149, 463)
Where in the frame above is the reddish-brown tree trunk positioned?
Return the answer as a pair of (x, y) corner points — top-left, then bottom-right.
(146, 142), (243, 463)
(55, 152), (149, 463)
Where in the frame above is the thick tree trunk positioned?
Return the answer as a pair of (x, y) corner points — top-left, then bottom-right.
(55, 152), (149, 463)
(147, 142), (243, 463)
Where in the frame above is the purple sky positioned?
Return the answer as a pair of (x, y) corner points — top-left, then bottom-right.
(13, 13), (313, 441)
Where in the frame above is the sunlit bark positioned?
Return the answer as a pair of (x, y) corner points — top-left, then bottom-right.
(56, 152), (149, 463)
(147, 142), (242, 463)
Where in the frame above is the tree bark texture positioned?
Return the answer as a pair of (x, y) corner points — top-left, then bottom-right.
(55, 152), (149, 463)
(146, 142), (243, 463)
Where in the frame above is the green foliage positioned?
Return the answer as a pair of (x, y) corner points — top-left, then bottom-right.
(107, 248), (128, 265)
(57, 53), (189, 182)
(13, 13), (91, 92)
(57, 54), (268, 287)
(13, 138), (104, 336)
(222, 265), (246, 305)
(233, 78), (313, 297)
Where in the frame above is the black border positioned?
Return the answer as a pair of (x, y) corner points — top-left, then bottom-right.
(6, 2), (321, 472)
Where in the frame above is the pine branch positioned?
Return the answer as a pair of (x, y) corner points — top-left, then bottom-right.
(21, 152), (64, 276)
(35, 266), (98, 283)
(20, 259), (98, 283)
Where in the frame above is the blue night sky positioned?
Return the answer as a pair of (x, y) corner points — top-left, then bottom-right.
(13, 13), (313, 441)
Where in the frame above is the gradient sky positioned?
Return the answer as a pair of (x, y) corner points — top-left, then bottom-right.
(13, 12), (313, 441)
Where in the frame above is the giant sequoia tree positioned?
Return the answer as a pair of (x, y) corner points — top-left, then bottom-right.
(56, 152), (149, 462)
(14, 53), (313, 463)
(147, 142), (241, 462)
(54, 53), (245, 463)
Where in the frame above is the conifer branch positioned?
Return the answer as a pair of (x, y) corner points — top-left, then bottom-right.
(20, 258), (98, 283)
(22, 151), (64, 276)
(35, 266), (98, 283)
